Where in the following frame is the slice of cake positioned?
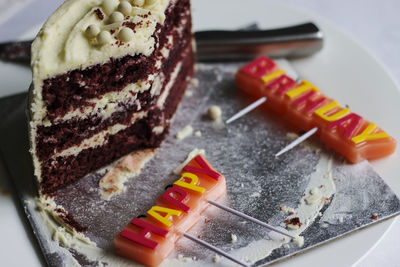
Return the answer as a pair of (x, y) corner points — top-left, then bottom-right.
(28, 0), (194, 194)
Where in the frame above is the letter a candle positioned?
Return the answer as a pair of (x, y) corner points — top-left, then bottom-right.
(235, 56), (396, 163)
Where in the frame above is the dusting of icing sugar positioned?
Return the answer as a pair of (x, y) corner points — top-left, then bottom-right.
(99, 149), (155, 200)
(188, 153), (336, 266)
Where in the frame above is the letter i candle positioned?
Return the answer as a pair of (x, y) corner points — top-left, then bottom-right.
(234, 56), (396, 163)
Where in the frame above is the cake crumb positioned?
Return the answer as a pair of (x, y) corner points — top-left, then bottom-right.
(207, 105), (222, 121)
(173, 149), (205, 175)
(212, 254), (220, 263)
(194, 130), (202, 137)
(190, 78), (199, 87)
(284, 217), (302, 230)
(176, 125), (193, 140)
(292, 235), (304, 247)
(286, 132), (299, 140)
(185, 90), (193, 97)
(231, 233), (238, 243)
(178, 254), (193, 262)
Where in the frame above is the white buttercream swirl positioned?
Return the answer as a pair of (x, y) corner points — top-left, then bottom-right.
(32, 0), (170, 81)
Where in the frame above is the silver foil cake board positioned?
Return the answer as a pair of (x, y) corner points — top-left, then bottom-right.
(0, 62), (400, 267)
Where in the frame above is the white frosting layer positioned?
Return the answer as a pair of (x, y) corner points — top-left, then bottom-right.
(31, 0), (170, 80)
(30, 0), (172, 123)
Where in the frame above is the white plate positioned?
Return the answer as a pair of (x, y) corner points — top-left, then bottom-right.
(0, 0), (399, 266)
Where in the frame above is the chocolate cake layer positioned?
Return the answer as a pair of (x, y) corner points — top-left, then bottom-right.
(42, 0), (191, 121)
(35, 11), (192, 161)
(40, 49), (194, 193)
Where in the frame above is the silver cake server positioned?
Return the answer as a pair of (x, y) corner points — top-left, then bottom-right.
(195, 22), (323, 61)
(0, 22), (323, 63)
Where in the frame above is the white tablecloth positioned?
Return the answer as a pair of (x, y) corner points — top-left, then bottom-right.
(0, 0), (399, 266)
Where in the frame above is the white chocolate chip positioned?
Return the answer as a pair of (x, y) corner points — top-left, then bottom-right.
(118, 1), (132, 16)
(145, 0), (158, 5)
(97, 31), (112, 45)
(118, 27), (134, 42)
(132, 0), (145, 6)
(212, 255), (220, 263)
(207, 105), (222, 121)
(85, 24), (100, 38)
(109, 11), (124, 23)
(103, 0), (119, 15)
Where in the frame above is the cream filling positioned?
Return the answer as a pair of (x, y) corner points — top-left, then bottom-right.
(52, 77), (155, 124)
(29, 124), (42, 182)
(53, 111), (147, 158)
(157, 61), (183, 108)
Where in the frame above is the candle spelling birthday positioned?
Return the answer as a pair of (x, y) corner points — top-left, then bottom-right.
(234, 56), (396, 163)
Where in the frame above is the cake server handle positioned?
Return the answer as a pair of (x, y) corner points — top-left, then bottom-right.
(195, 22), (323, 61)
(0, 40), (31, 63)
(0, 22), (322, 63)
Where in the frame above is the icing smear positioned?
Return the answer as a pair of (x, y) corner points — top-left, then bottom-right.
(34, 195), (140, 267)
(99, 148), (156, 200)
(215, 154), (336, 266)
